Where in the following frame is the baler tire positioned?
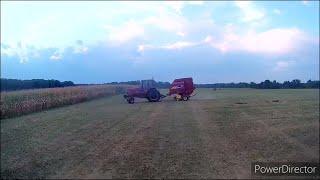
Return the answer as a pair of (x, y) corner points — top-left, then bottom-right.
(147, 88), (161, 102)
(182, 96), (189, 101)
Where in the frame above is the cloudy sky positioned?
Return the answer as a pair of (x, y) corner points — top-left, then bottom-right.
(1, 1), (319, 84)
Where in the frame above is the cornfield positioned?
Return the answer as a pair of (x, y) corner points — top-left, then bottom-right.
(0, 85), (132, 119)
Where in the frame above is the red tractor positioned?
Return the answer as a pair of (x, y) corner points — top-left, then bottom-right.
(123, 78), (195, 104)
(123, 79), (166, 104)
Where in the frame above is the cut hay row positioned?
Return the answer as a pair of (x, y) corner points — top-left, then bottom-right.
(0, 85), (132, 119)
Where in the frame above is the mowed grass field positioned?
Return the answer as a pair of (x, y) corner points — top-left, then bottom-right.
(1, 88), (319, 179)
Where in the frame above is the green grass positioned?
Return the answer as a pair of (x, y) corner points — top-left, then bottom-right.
(1, 88), (319, 179)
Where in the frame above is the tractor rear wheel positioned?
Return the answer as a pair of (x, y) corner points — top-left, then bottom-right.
(127, 97), (134, 104)
(147, 88), (161, 102)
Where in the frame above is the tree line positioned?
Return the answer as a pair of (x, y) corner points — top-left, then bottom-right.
(1, 78), (75, 91)
(1, 78), (319, 91)
(106, 80), (171, 89)
(196, 79), (320, 89)
(106, 79), (319, 89)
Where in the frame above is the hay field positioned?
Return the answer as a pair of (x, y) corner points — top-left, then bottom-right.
(1, 88), (319, 179)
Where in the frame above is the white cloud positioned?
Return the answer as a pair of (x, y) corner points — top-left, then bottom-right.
(102, 1), (196, 45)
(188, 1), (204, 5)
(164, 1), (185, 14)
(204, 36), (213, 43)
(144, 14), (187, 35)
(105, 20), (145, 44)
(235, 1), (265, 23)
(73, 40), (89, 54)
(137, 40), (199, 53)
(138, 45), (145, 53)
(2, 1), (209, 55)
(163, 1), (204, 14)
(273, 61), (295, 71)
(1, 40), (88, 62)
(74, 46), (88, 54)
(204, 28), (307, 54)
(177, 31), (186, 37)
(273, 9), (281, 15)
(50, 50), (63, 60)
(2, 1), (317, 64)
(141, 8), (215, 39)
(302, 0), (309, 5)
(137, 44), (154, 53)
(161, 1), (204, 14)
(162, 41), (197, 50)
(138, 26), (309, 55)
(50, 55), (61, 60)
(1, 44), (16, 57)
(0, 42), (38, 63)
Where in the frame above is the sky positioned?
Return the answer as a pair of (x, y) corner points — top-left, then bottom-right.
(1, 1), (319, 84)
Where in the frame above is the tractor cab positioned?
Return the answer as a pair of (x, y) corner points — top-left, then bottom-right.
(140, 80), (156, 90)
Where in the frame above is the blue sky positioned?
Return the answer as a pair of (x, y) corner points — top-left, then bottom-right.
(1, 1), (319, 84)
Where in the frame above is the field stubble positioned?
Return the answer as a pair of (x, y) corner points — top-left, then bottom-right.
(1, 88), (319, 179)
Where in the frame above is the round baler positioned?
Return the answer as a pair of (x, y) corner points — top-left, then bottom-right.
(168, 77), (196, 101)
